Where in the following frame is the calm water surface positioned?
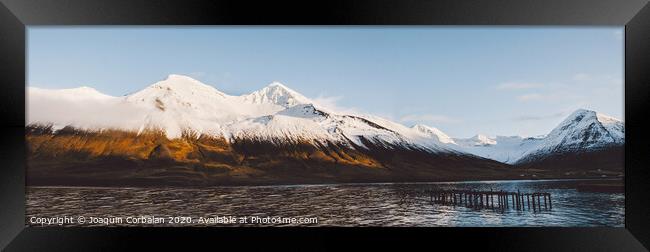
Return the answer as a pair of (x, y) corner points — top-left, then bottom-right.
(26, 179), (624, 227)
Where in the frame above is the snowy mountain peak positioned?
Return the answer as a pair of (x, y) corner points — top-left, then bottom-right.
(148, 74), (225, 95)
(267, 81), (287, 88)
(471, 134), (497, 146)
(557, 109), (622, 130)
(128, 74), (227, 104)
(550, 109), (609, 137)
(411, 124), (456, 144)
(262, 81), (299, 94)
(412, 124), (432, 132)
(27, 75), (625, 166)
(561, 109), (595, 124)
(513, 109), (624, 163)
(452, 108), (624, 164)
(243, 81), (311, 107)
(167, 73), (195, 80)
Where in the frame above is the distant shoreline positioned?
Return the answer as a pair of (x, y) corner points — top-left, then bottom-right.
(26, 176), (624, 189)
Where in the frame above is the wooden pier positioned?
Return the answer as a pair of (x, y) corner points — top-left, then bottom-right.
(398, 189), (552, 212)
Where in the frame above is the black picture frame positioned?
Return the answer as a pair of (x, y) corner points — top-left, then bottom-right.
(1, 0), (649, 250)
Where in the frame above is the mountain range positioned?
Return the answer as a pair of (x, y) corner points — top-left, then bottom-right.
(26, 74), (624, 186)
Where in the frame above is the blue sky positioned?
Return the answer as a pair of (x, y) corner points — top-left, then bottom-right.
(28, 27), (623, 138)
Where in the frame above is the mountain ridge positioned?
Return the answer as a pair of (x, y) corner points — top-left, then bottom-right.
(26, 74), (624, 186)
(28, 74), (458, 153)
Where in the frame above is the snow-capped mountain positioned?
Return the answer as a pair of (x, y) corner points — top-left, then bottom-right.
(27, 74), (624, 165)
(27, 74), (456, 154)
(241, 81), (312, 108)
(25, 75), (625, 186)
(453, 109), (624, 164)
(411, 124), (456, 145)
(454, 134), (497, 147)
(515, 109), (624, 164)
(454, 135), (542, 164)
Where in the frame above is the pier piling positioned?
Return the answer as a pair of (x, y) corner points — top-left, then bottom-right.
(400, 189), (552, 212)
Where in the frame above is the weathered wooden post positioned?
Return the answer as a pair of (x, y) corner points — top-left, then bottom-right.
(483, 192), (490, 208)
(516, 192), (519, 210)
(498, 192), (502, 209)
(548, 193), (552, 210)
(463, 191), (469, 206)
(483, 192), (486, 208)
(469, 192), (473, 207)
(501, 192), (505, 209)
(451, 191), (455, 205)
(490, 193), (494, 209)
(472, 193), (475, 208)
(486, 193), (490, 209)
(459, 192), (463, 205)
(531, 193), (536, 211)
(451, 192), (456, 206)
(508, 193), (512, 209)
(514, 192), (518, 210)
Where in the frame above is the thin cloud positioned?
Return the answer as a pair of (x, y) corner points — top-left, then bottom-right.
(496, 82), (544, 90)
(516, 93), (545, 102)
(311, 94), (360, 114)
(513, 112), (566, 121)
(312, 94), (343, 108)
(399, 114), (461, 124)
(516, 92), (584, 103)
(512, 73), (621, 104)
